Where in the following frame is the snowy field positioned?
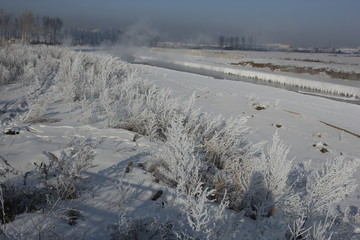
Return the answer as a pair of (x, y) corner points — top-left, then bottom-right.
(1, 44), (360, 239)
(126, 47), (360, 100)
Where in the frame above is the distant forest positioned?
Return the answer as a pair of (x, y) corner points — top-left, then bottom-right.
(0, 9), (125, 46)
(0, 9), (64, 44)
(1, 9), (261, 49)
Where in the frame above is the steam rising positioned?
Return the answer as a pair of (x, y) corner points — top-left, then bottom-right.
(106, 21), (159, 62)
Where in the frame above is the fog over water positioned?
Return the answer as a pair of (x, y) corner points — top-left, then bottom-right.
(2, 0), (360, 47)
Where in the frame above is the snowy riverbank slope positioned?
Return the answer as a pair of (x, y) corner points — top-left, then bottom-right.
(1, 44), (360, 239)
(129, 48), (360, 99)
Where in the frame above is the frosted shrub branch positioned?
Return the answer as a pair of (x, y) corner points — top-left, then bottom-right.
(49, 137), (96, 199)
(155, 116), (203, 194)
(310, 212), (335, 240)
(182, 182), (215, 233)
(305, 157), (360, 215)
(263, 131), (293, 204)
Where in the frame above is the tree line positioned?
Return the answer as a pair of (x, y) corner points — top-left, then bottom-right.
(67, 28), (123, 46)
(0, 9), (131, 46)
(218, 35), (256, 50)
(0, 9), (63, 44)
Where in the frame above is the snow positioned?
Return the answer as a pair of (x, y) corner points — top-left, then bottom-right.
(1, 44), (360, 239)
(130, 63), (360, 199)
(132, 48), (360, 98)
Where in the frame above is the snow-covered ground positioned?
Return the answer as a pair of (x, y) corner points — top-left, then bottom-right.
(111, 46), (360, 237)
(127, 48), (360, 99)
(132, 57), (360, 229)
(1, 44), (360, 239)
(134, 63), (360, 160)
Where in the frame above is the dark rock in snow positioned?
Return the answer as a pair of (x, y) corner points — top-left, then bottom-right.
(151, 190), (163, 201)
(4, 128), (20, 135)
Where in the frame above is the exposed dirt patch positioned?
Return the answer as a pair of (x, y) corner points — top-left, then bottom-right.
(320, 147), (329, 153)
(4, 129), (20, 135)
(231, 61), (360, 80)
(255, 106), (266, 111)
(151, 190), (163, 201)
(65, 209), (83, 226)
(283, 58), (359, 66)
(125, 162), (134, 173)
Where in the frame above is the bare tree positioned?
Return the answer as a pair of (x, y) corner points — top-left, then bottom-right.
(34, 14), (41, 43)
(241, 37), (246, 48)
(43, 16), (56, 44)
(218, 35), (225, 48)
(235, 36), (239, 49)
(248, 36), (254, 49)
(229, 36), (235, 48)
(0, 9), (12, 40)
(12, 18), (20, 39)
(42, 16), (63, 44)
(52, 17), (62, 44)
(19, 11), (36, 43)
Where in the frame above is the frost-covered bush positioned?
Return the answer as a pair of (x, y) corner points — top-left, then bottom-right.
(0, 155), (18, 178)
(120, 86), (181, 140)
(225, 132), (292, 216)
(23, 98), (49, 123)
(0, 44), (63, 126)
(282, 156), (360, 239)
(149, 115), (235, 238)
(0, 64), (10, 85)
(179, 182), (215, 233)
(0, 44), (32, 82)
(54, 51), (130, 103)
(2, 43), (188, 141)
(55, 53), (89, 102)
(0, 44), (62, 86)
(79, 99), (104, 124)
(201, 115), (251, 169)
(112, 215), (179, 240)
(153, 117), (360, 239)
(47, 137), (96, 199)
(247, 93), (273, 110)
(0, 184), (50, 225)
(305, 157), (359, 216)
(153, 116), (203, 192)
(22, 56), (58, 97)
(114, 174), (137, 207)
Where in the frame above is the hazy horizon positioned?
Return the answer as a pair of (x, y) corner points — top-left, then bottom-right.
(2, 0), (360, 48)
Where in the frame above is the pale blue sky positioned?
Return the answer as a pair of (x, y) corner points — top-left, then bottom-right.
(2, 0), (360, 47)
